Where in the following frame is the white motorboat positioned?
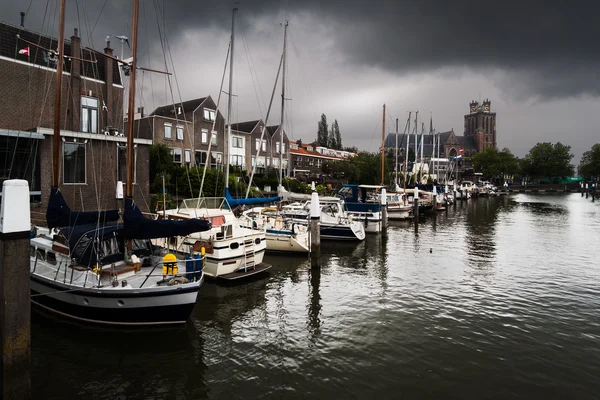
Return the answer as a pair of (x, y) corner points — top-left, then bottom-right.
(239, 207), (310, 253)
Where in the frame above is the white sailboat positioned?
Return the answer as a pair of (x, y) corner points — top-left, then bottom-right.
(157, 8), (271, 279)
(28, 0), (211, 326)
(236, 21), (310, 254)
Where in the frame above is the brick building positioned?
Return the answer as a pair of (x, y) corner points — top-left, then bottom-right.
(135, 96), (226, 169)
(290, 141), (356, 177)
(0, 21), (151, 212)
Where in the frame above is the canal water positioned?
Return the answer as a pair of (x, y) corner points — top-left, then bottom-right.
(32, 194), (600, 399)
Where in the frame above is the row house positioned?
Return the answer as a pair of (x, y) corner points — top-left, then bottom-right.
(134, 96), (226, 169)
(229, 120), (290, 175)
(0, 20), (151, 212)
(290, 141), (356, 177)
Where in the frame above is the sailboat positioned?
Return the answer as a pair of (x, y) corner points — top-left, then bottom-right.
(237, 21), (310, 254)
(29, 0), (212, 325)
(386, 112), (414, 220)
(156, 8), (271, 279)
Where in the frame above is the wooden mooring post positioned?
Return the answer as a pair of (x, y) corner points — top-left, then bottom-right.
(310, 192), (321, 267)
(586, 184), (589, 198)
(0, 180), (31, 399)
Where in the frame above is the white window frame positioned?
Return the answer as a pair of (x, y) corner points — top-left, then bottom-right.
(164, 123), (172, 139)
(276, 142), (280, 154)
(201, 129), (208, 144)
(117, 144), (137, 184)
(62, 140), (87, 184)
(211, 131), (217, 146)
(255, 139), (260, 152)
(176, 125), (184, 140)
(261, 140), (266, 152)
(172, 148), (182, 163)
(184, 149), (191, 165)
(232, 136), (244, 148)
(203, 108), (216, 122)
(81, 96), (98, 133)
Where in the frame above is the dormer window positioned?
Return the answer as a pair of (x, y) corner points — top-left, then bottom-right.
(307, 146), (313, 151)
(203, 109), (216, 122)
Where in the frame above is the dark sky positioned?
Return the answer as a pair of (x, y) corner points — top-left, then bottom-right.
(2, 0), (598, 162)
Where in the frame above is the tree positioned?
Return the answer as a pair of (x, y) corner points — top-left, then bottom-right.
(317, 114), (329, 147)
(521, 142), (574, 178)
(328, 125), (337, 149)
(579, 143), (600, 180)
(472, 147), (519, 180)
(333, 120), (342, 150)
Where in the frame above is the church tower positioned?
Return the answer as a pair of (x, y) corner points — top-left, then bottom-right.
(464, 99), (496, 152)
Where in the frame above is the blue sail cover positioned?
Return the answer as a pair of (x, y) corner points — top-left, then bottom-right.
(123, 197), (211, 239)
(46, 187), (120, 229)
(225, 188), (280, 208)
(59, 223), (124, 268)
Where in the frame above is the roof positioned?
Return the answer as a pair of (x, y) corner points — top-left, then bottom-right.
(384, 130), (470, 154)
(151, 97), (207, 117)
(0, 21), (121, 85)
(266, 125), (280, 136)
(230, 120), (261, 134)
(290, 144), (352, 160)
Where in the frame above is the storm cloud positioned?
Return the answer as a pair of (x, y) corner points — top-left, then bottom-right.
(2, 0), (599, 161)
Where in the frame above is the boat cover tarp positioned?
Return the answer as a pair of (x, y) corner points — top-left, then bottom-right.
(59, 222), (124, 268)
(225, 188), (280, 208)
(123, 197), (211, 239)
(46, 187), (120, 229)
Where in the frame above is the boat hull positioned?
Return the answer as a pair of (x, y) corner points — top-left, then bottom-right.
(320, 223), (365, 241)
(30, 274), (201, 326)
(265, 230), (310, 253)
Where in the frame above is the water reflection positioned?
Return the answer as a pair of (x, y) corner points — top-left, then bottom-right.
(32, 311), (207, 399)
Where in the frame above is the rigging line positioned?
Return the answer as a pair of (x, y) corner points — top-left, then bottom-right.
(241, 32), (266, 120)
(142, 0), (156, 112)
(90, 0), (108, 35)
(367, 108), (384, 153)
(289, 29), (318, 123)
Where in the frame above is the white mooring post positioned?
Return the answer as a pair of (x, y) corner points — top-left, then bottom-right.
(381, 188), (388, 236)
(413, 186), (419, 233)
(0, 179), (31, 398)
(310, 191), (321, 267)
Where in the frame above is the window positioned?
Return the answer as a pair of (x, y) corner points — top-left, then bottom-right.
(255, 139), (260, 152)
(316, 159), (322, 168)
(172, 148), (182, 163)
(176, 125), (184, 140)
(63, 141), (86, 184)
(201, 129), (208, 144)
(281, 143), (286, 154)
(261, 140), (266, 152)
(232, 136), (244, 148)
(307, 146), (313, 151)
(296, 156), (302, 165)
(81, 96), (98, 133)
(164, 123), (172, 139)
(276, 142), (280, 154)
(266, 158), (271, 167)
(203, 109), (216, 122)
(184, 149), (191, 165)
(117, 145), (137, 183)
(196, 151), (208, 166)
(211, 152), (223, 165)
(231, 155), (244, 166)
(273, 158), (280, 168)
(251, 156), (256, 167)
(257, 156), (265, 167)
(211, 131), (217, 146)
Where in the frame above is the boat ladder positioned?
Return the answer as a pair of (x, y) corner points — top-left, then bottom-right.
(243, 236), (256, 272)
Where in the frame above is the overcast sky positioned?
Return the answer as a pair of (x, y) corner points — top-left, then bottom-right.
(3, 0), (599, 163)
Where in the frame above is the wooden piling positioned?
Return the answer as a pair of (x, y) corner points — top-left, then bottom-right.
(310, 192), (321, 267)
(0, 180), (31, 399)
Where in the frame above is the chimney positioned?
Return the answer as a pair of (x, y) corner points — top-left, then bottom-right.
(70, 27), (82, 131)
(20, 12), (25, 27)
(104, 42), (114, 130)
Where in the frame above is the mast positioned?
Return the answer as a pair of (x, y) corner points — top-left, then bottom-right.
(413, 111), (418, 183)
(125, 0), (139, 198)
(404, 112), (411, 192)
(52, 0), (66, 187)
(395, 118), (398, 187)
(225, 8), (237, 190)
(279, 21), (288, 186)
(381, 104), (386, 186)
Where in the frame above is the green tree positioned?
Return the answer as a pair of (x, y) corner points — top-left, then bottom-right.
(317, 114), (329, 147)
(579, 143), (600, 180)
(472, 147), (519, 179)
(333, 120), (342, 150)
(328, 125), (337, 149)
(521, 142), (574, 178)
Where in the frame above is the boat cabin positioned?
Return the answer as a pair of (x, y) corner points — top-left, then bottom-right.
(338, 184), (383, 212)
